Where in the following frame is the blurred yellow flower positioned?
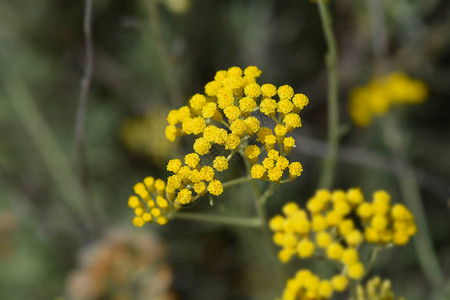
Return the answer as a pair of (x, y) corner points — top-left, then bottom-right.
(120, 107), (179, 165)
(349, 72), (428, 126)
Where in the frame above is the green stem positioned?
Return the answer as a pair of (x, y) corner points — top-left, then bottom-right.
(364, 246), (381, 278)
(382, 117), (444, 291)
(222, 176), (252, 188)
(349, 279), (359, 300)
(3, 57), (93, 236)
(317, 0), (340, 190)
(146, 0), (183, 106)
(173, 212), (262, 227)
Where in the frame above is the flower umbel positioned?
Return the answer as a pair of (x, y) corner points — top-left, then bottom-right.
(270, 188), (416, 299)
(128, 66), (309, 227)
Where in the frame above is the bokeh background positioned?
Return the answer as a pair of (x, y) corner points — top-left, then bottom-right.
(0, 0), (449, 299)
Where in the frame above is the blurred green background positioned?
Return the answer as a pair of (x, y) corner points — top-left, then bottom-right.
(0, 0), (449, 299)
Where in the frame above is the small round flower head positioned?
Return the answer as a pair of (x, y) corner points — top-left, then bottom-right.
(288, 162), (303, 179)
(132, 216), (145, 227)
(227, 66), (243, 77)
(184, 153), (200, 168)
(331, 275), (348, 292)
(262, 157), (275, 170)
(214, 70), (227, 82)
(225, 133), (240, 150)
(341, 248), (359, 266)
(239, 97), (257, 115)
(193, 137), (211, 155)
(326, 242), (344, 260)
(276, 157), (289, 170)
(189, 169), (203, 184)
(177, 166), (192, 180)
(181, 118), (193, 135)
(191, 117), (206, 135)
(268, 167), (283, 182)
(244, 83), (261, 98)
(347, 188), (364, 205)
(244, 116), (260, 135)
(274, 124), (288, 137)
(217, 90), (234, 109)
(230, 119), (246, 136)
(267, 149), (279, 160)
(193, 182), (206, 195)
(208, 180), (223, 196)
(292, 93), (309, 111)
(200, 166), (215, 182)
(260, 98), (277, 116)
(244, 66), (262, 78)
(213, 156), (228, 172)
(155, 179), (165, 194)
(224, 105), (241, 121)
(177, 106), (191, 122)
(204, 80), (221, 96)
(260, 83), (277, 98)
(278, 85), (294, 100)
(277, 99), (294, 114)
(256, 127), (273, 143)
(316, 231), (332, 248)
(165, 125), (178, 142)
(347, 262), (365, 280)
(283, 113), (302, 129)
(167, 109), (179, 125)
(167, 175), (182, 190)
(297, 239), (315, 258)
(251, 164), (266, 179)
(319, 280), (333, 298)
(128, 195), (141, 209)
(264, 135), (277, 149)
(190, 93), (206, 110)
(176, 188), (193, 205)
(245, 145), (260, 162)
(202, 102), (217, 119)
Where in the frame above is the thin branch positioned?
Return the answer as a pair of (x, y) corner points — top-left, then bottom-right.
(74, 0), (102, 235)
(316, 0), (340, 189)
(3, 58), (92, 238)
(146, 0), (183, 106)
(173, 212), (263, 227)
(75, 0), (93, 183)
(382, 117), (444, 290)
(292, 134), (450, 201)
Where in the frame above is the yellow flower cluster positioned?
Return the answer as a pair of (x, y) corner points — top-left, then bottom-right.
(349, 72), (428, 126)
(128, 177), (171, 227)
(356, 277), (405, 300)
(166, 153), (226, 205)
(269, 188), (416, 300)
(166, 66), (307, 182)
(129, 66), (308, 227)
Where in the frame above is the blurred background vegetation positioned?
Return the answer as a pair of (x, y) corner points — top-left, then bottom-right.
(0, 0), (449, 299)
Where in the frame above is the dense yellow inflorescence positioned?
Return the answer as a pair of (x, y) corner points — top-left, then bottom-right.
(166, 66), (307, 184)
(129, 66), (309, 227)
(270, 188), (416, 300)
(349, 72), (428, 127)
(356, 276), (405, 300)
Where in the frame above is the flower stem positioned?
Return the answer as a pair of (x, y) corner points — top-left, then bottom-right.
(382, 116), (444, 291)
(173, 212), (263, 227)
(222, 176), (252, 188)
(316, 0), (340, 190)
